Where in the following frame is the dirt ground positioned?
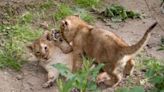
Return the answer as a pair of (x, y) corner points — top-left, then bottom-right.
(0, 0), (163, 92)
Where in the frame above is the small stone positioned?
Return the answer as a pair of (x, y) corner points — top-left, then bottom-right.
(16, 75), (23, 80)
(40, 21), (49, 30)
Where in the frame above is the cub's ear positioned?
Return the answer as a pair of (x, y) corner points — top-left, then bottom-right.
(27, 44), (33, 52)
(43, 31), (52, 41)
(88, 25), (94, 31)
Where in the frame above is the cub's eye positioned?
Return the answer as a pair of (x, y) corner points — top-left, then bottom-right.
(44, 47), (47, 50)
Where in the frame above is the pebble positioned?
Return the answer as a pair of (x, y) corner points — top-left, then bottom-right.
(16, 75), (23, 80)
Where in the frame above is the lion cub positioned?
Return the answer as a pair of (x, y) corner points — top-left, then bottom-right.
(27, 31), (73, 88)
(60, 15), (157, 87)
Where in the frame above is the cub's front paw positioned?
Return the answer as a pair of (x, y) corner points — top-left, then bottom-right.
(42, 81), (54, 88)
(96, 72), (110, 84)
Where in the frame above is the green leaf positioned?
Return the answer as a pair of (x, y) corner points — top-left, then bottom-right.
(157, 46), (164, 51)
(90, 63), (104, 80)
(160, 89), (164, 92)
(116, 87), (129, 92)
(129, 86), (145, 92)
(102, 4), (141, 22)
(146, 69), (155, 77)
(151, 76), (163, 84)
(53, 63), (73, 79)
(87, 81), (97, 91)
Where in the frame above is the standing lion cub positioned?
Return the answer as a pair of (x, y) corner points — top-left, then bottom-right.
(60, 15), (157, 87)
(27, 31), (73, 88)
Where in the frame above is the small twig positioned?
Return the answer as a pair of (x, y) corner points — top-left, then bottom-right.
(144, 0), (164, 32)
(51, 16), (56, 26)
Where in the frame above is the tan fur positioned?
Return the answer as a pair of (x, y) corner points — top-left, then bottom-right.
(60, 15), (157, 87)
(27, 31), (73, 88)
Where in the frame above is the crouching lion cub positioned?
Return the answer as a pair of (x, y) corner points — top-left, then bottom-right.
(27, 31), (73, 88)
(60, 15), (157, 87)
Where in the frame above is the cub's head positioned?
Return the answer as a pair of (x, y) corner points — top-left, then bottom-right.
(27, 31), (54, 60)
(27, 31), (72, 60)
(60, 15), (93, 42)
(60, 15), (86, 42)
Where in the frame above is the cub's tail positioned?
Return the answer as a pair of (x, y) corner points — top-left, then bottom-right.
(122, 22), (158, 55)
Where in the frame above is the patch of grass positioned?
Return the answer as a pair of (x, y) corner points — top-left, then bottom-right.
(143, 58), (164, 92)
(54, 57), (104, 92)
(39, 0), (55, 10)
(116, 86), (144, 92)
(19, 11), (33, 24)
(135, 58), (164, 92)
(73, 7), (95, 23)
(157, 37), (164, 51)
(53, 4), (95, 24)
(116, 58), (164, 92)
(0, 24), (43, 70)
(101, 4), (141, 22)
(53, 4), (73, 21)
(74, 0), (100, 8)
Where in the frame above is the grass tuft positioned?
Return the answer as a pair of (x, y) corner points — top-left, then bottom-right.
(54, 56), (103, 92)
(39, 0), (55, 10)
(0, 24), (43, 70)
(102, 4), (141, 22)
(73, 7), (95, 23)
(19, 11), (33, 23)
(157, 37), (164, 51)
(53, 4), (73, 21)
(74, 0), (100, 8)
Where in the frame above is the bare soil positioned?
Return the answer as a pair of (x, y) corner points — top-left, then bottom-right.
(0, 0), (163, 92)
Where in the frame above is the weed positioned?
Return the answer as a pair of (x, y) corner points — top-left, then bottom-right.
(74, 0), (100, 8)
(19, 11), (33, 23)
(101, 4), (141, 22)
(53, 4), (73, 21)
(39, 0), (54, 10)
(143, 58), (164, 92)
(53, 4), (95, 23)
(116, 86), (144, 92)
(54, 57), (104, 92)
(73, 7), (95, 23)
(0, 24), (43, 70)
(157, 37), (164, 51)
(115, 58), (164, 92)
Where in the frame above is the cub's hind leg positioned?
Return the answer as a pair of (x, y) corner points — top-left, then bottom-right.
(97, 63), (122, 87)
(123, 59), (135, 76)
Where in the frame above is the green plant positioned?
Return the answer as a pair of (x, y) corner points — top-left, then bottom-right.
(19, 11), (33, 23)
(75, 0), (100, 8)
(116, 86), (145, 92)
(102, 4), (141, 22)
(157, 37), (164, 51)
(54, 57), (104, 92)
(53, 4), (73, 21)
(0, 24), (42, 70)
(143, 58), (164, 92)
(73, 7), (95, 23)
(39, 0), (54, 10)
